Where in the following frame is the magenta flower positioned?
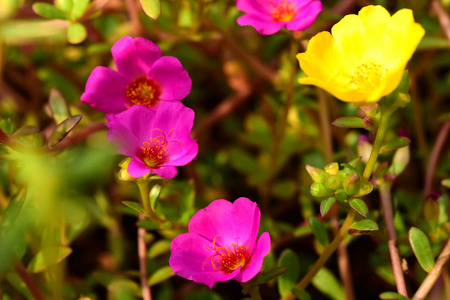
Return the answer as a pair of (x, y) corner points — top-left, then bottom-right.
(106, 102), (198, 179)
(236, 0), (322, 35)
(81, 36), (191, 114)
(169, 197), (271, 289)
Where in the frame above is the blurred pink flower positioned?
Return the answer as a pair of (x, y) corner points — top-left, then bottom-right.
(236, 0), (322, 35)
(169, 197), (271, 289)
(81, 36), (191, 114)
(106, 102), (198, 179)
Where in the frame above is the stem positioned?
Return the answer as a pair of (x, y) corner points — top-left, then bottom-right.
(137, 181), (165, 226)
(281, 209), (357, 300)
(317, 89), (333, 163)
(249, 286), (263, 300)
(379, 182), (408, 297)
(362, 105), (395, 181)
(138, 214), (152, 300)
(413, 238), (450, 300)
(14, 260), (46, 300)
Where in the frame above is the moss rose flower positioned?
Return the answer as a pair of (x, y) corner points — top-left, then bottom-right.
(106, 102), (198, 179)
(169, 197), (271, 289)
(81, 36), (191, 114)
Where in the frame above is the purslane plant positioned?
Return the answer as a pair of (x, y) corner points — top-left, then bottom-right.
(81, 36), (192, 114)
(169, 197), (271, 289)
(236, 0), (322, 35)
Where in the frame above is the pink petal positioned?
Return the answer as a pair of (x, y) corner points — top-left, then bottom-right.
(148, 56), (192, 101)
(234, 232), (271, 282)
(188, 198), (261, 249)
(237, 14), (285, 35)
(285, 0), (322, 31)
(169, 233), (238, 289)
(110, 105), (158, 143)
(127, 159), (152, 178)
(167, 138), (198, 166)
(111, 36), (162, 78)
(153, 166), (178, 179)
(236, 0), (270, 14)
(106, 121), (139, 157)
(81, 67), (130, 114)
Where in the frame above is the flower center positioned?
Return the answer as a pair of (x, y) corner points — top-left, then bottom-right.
(270, 0), (297, 22)
(126, 77), (162, 108)
(204, 236), (252, 274)
(349, 61), (388, 91)
(138, 129), (171, 168)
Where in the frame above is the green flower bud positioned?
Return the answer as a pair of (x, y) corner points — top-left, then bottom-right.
(306, 165), (327, 183)
(324, 162), (339, 175)
(424, 192), (440, 222)
(339, 170), (352, 180)
(343, 174), (361, 196)
(363, 116), (378, 132)
(334, 188), (348, 201)
(324, 174), (342, 190)
(118, 157), (136, 181)
(353, 181), (373, 197)
(310, 182), (334, 197)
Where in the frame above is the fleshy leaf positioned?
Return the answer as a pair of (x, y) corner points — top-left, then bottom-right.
(261, 266), (288, 284)
(332, 117), (364, 128)
(56, 0), (73, 13)
(379, 291), (411, 300)
(409, 227), (435, 273)
(308, 216), (329, 246)
(149, 184), (161, 210)
(350, 219), (378, 231)
(148, 265), (174, 286)
(140, 0), (161, 19)
(148, 240), (170, 258)
(311, 268), (345, 300)
(67, 22), (87, 44)
(71, 0), (89, 20)
(27, 245), (72, 273)
(48, 114), (82, 148)
(292, 289), (312, 300)
(320, 197), (336, 217)
(277, 249), (300, 296)
(49, 88), (70, 124)
(380, 137), (410, 153)
(349, 199), (368, 217)
(32, 3), (68, 20)
(441, 178), (450, 188)
(122, 201), (145, 215)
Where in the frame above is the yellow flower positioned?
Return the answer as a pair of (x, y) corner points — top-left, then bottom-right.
(296, 5), (424, 105)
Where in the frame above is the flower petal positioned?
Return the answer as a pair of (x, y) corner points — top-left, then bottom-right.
(127, 159), (152, 178)
(237, 14), (284, 35)
(112, 36), (162, 78)
(169, 233), (239, 289)
(167, 138), (198, 166)
(106, 120), (139, 157)
(234, 231), (271, 282)
(81, 66), (130, 114)
(236, 0), (270, 14)
(153, 166), (178, 179)
(148, 56), (191, 101)
(285, 0), (322, 31)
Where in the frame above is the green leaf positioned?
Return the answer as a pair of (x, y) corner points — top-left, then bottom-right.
(292, 289), (312, 300)
(149, 183), (161, 210)
(311, 268), (345, 300)
(418, 36), (450, 50)
(277, 249), (300, 297)
(332, 117), (364, 128)
(441, 178), (450, 188)
(379, 291), (411, 300)
(148, 240), (170, 258)
(48, 114), (82, 148)
(271, 180), (297, 200)
(350, 219), (378, 232)
(320, 197), (336, 216)
(27, 245), (72, 273)
(261, 266), (288, 284)
(409, 227), (435, 273)
(6, 273), (33, 299)
(380, 137), (410, 153)
(122, 201), (145, 215)
(148, 265), (174, 286)
(308, 216), (329, 246)
(0, 20), (66, 45)
(32, 3), (68, 20)
(56, 0), (73, 13)
(349, 198), (369, 217)
(140, 0), (161, 19)
(48, 88), (70, 124)
(67, 22), (87, 44)
(137, 219), (159, 230)
(71, 0), (89, 20)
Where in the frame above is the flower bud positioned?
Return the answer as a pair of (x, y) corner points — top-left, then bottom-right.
(358, 134), (372, 164)
(118, 157), (136, 181)
(363, 116), (378, 132)
(339, 170), (352, 181)
(424, 191), (441, 222)
(306, 165), (327, 183)
(353, 181), (373, 197)
(324, 162), (339, 175)
(360, 104), (377, 117)
(325, 174), (342, 190)
(334, 189), (348, 201)
(310, 182), (334, 198)
(343, 174), (361, 196)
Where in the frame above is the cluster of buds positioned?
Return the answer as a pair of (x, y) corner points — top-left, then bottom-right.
(306, 162), (373, 216)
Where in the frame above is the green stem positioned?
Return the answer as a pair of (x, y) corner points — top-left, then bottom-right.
(362, 105), (395, 181)
(281, 209), (357, 300)
(137, 181), (165, 226)
(249, 286), (263, 300)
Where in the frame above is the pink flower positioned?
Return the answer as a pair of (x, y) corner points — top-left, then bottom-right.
(236, 0), (322, 35)
(169, 197), (271, 289)
(81, 36), (191, 114)
(106, 102), (198, 179)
